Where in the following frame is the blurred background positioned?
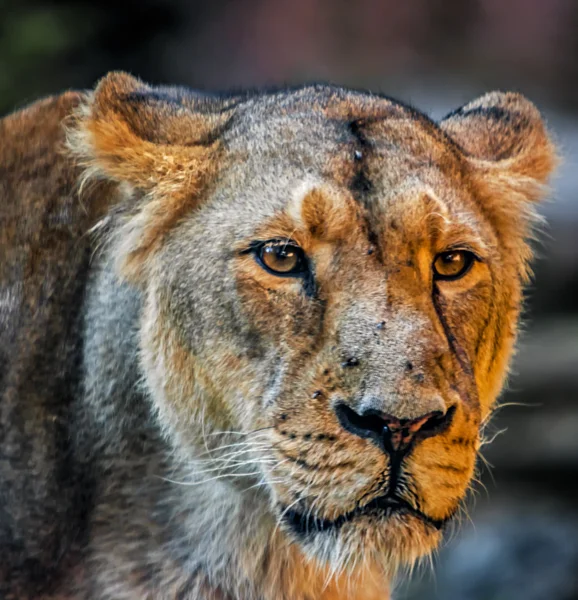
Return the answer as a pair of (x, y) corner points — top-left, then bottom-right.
(1, 0), (577, 598)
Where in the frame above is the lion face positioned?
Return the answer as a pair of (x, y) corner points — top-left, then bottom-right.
(72, 73), (555, 576)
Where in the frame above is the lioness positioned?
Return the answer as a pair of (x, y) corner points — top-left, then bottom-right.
(0, 72), (556, 599)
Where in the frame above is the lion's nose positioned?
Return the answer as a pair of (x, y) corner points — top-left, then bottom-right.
(334, 403), (456, 454)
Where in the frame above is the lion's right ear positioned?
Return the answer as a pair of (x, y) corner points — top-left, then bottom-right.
(68, 72), (234, 281)
(69, 71), (229, 195)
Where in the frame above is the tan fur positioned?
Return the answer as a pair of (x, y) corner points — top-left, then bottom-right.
(0, 72), (557, 599)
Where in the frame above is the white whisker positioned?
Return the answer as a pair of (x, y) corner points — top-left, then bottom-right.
(159, 470), (266, 487)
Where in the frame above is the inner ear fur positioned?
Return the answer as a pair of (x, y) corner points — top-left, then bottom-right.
(441, 91), (557, 196)
(69, 71), (230, 191)
(68, 71), (231, 281)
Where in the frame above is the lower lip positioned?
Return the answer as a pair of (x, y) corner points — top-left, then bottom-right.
(283, 496), (441, 537)
(368, 496), (409, 512)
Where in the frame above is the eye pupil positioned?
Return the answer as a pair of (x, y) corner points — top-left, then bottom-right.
(259, 242), (305, 275)
(433, 251), (474, 281)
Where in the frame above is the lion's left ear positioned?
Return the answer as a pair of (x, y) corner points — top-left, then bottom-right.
(440, 91), (557, 201)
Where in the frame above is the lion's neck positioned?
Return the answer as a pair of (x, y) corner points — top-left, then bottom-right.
(258, 543), (391, 600)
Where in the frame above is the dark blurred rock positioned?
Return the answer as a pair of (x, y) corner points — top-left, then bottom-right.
(401, 500), (578, 600)
(482, 318), (578, 470)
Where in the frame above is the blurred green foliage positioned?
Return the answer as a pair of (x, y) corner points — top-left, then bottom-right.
(0, 0), (102, 112)
(0, 0), (175, 114)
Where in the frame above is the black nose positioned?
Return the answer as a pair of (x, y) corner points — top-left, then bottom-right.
(334, 403), (455, 454)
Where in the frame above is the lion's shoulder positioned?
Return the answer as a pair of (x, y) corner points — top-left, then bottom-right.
(0, 91), (117, 376)
(0, 91), (82, 157)
(0, 92), (118, 596)
(0, 92), (85, 211)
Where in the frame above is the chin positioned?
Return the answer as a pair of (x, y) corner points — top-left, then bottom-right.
(279, 498), (447, 576)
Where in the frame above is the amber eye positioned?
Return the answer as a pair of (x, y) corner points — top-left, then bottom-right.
(257, 241), (307, 276)
(433, 251), (475, 281)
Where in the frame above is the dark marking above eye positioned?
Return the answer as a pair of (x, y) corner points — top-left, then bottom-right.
(405, 361), (414, 371)
(367, 230), (378, 247)
(348, 119), (371, 148)
(351, 170), (372, 194)
(347, 120), (374, 199)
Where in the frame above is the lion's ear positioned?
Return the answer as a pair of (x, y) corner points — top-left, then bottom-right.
(441, 92), (558, 282)
(440, 92), (557, 199)
(69, 72), (232, 281)
(70, 71), (228, 194)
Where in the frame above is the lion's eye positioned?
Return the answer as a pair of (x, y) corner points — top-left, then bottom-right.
(433, 251), (475, 281)
(258, 242), (307, 276)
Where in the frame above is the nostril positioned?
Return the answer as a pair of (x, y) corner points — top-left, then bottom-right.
(416, 405), (456, 438)
(334, 403), (388, 440)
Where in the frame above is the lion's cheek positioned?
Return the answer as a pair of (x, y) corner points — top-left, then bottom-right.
(139, 299), (266, 443)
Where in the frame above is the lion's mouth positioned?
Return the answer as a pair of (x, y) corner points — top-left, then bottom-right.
(283, 494), (447, 537)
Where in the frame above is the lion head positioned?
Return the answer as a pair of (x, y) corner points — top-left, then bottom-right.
(71, 73), (556, 587)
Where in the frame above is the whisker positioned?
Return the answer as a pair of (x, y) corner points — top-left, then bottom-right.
(241, 478), (287, 493)
(159, 470), (266, 487)
(479, 427), (508, 446)
(182, 444), (275, 464)
(204, 426), (275, 437)
(195, 440), (271, 458)
(200, 445), (270, 460)
(182, 459), (277, 478)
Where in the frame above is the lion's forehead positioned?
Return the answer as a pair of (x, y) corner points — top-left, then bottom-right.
(223, 86), (453, 166)
(219, 103), (477, 245)
(216, 146), (484, 260)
